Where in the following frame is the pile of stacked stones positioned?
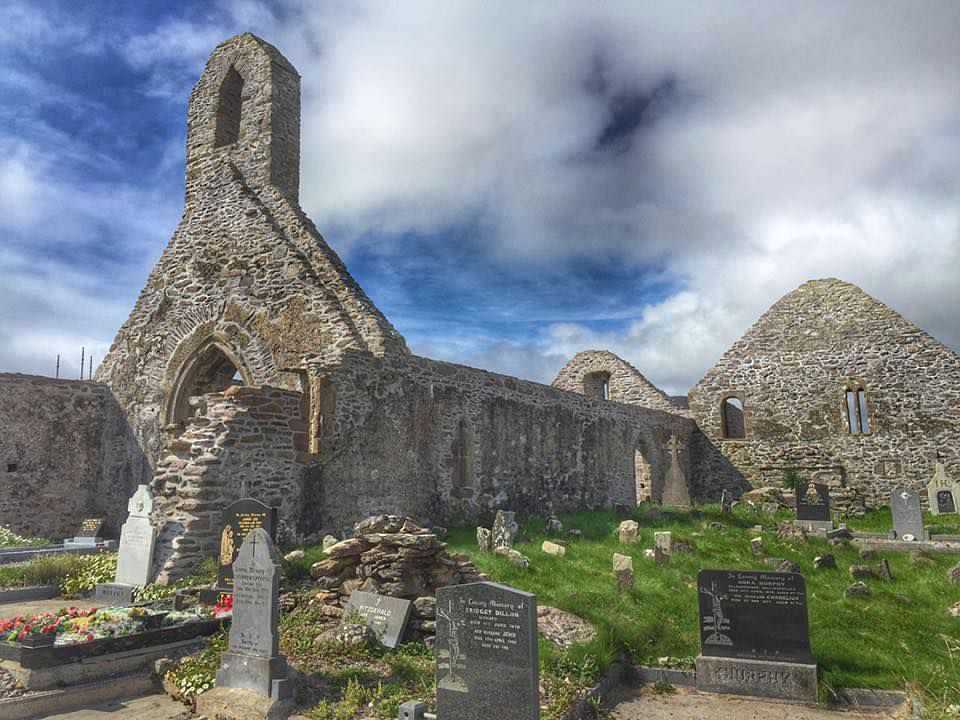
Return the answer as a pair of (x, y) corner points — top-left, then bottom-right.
(310, 515), (485, 641)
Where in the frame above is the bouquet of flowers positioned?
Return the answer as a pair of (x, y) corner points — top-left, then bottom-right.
(211, 594), (233, 618)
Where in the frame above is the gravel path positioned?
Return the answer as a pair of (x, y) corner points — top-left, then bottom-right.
(0, 597), (82, 618)
(608, 687), (908, 720)
(44, 693), (189, 720)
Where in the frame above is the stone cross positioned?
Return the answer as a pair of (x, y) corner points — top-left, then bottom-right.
(661, 432), (692, 508)
(215, 527), (290, 700)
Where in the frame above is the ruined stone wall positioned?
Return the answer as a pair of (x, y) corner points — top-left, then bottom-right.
(689, 279), (960, 512)
(152, 385), (309, 581)
(303, 352), (700, 537)
(96, 33), (405, 469)
(553, 350), (685, 413)
(0, 374), (147, 539)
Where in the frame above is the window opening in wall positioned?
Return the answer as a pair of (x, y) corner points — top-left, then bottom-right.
(846, 388), (870, 434)
(722, 397), (746, 439)
(308, 377), (336, 455)
(6, 463), (16, 473)
(214, 66), (244, 147)
(584, 371), (612, 400)
(451, 417), (473, 494)
(170, 343), (247, 428)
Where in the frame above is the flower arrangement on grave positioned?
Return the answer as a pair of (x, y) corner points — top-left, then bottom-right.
(211, 594), (233, 618)
(0, 607), (97, 643)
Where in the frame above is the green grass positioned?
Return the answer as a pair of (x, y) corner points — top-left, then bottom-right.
(844, 506), (960, 536)
(0, 553), (88, 589)
(446, 504), (960, 704)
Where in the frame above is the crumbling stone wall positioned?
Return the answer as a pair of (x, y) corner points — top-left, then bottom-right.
(152, 385), (309, 582)
(302, 351), (699, 537)
(0, 374), (147, 539)
(553, 350), (685, 413)
(688, 278), (960, 512)
(96, 33), (406, 468)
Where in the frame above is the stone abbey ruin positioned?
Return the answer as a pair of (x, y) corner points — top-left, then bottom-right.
(2, 34), (959, 581)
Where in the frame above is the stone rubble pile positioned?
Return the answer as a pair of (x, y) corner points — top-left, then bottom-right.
(309, 515), (484, 640)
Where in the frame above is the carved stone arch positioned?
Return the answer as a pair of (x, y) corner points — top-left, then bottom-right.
(164, 336), (253, 429)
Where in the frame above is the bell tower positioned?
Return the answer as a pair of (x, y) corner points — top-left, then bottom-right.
(184, 33), (301, 202)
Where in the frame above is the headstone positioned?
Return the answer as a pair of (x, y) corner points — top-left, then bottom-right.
(436, 581), (539, 720)
(216, 498), (279, 595)
(492, 511), (519, 550)
(654, 531), (672, 566)
(215, 527), (290, 700)
(720, 490), (732, 514)
(477, 527), (492, 552)
(613, 553), (634, 593)
(544, 513), (564, 537)
(95, 485), (157, 605)
(661, 433), (691, 507)
(541, 541), (566, 557)
(322, 535), (339, 551)
(115, 485), (157, 586)
(696, 569), (816, 702)
(796, 482), (832, 532)
(927, 463), (960, 515)
(342, 590), (412, 648)
(750, 537), (764, 556)
(890, 488), (925, 541)
(64, 518), (105, 549)
(617, 520), (640, 544)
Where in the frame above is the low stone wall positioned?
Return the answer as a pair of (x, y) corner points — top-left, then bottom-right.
(0, 374), (147, 539)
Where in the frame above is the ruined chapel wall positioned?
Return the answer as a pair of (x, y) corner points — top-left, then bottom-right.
(0, 374), (147, 539)
(553, 350), (682, 414)
(307, 353), (698, 535)
(152, 385), (308, 581)
(688, 279), (960, 512)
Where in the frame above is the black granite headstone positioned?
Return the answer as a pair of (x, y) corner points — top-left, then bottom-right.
(698, 569), (813, 663)
(937, 490), (956, 514)
(796, 483), (830, 522)
(343, 591), (412, 649)
(436, 581), (539, 720)
(215, 498), (278, 593)
(78, 518), (104, 538)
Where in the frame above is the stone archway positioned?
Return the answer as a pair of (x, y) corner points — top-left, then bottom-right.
(165, 339), (253, 431)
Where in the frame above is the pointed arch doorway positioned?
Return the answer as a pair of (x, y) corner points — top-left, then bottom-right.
(165, 340), (253, 431)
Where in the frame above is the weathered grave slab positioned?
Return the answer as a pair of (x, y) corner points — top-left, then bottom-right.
(492, 511), (519, 549)
(94, 583), (135, 606)
(436, 581), (539, 720)
(696, 569), (816, 702)
(890, 488), (925, 540)
(343, 590), (412, 648)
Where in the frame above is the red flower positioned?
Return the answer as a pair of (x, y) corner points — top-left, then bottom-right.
(16, 631), (26, 641)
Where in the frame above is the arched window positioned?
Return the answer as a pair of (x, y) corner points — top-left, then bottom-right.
(584, 371), (611, 400)
(451, 418), (473, 494)
(214, 66), (244, 147)
(845, 388), (870, 434)
(168, 342), (249, 428)
(722, 397), (746, 439)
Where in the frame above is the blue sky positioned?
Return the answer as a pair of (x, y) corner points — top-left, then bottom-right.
(2, 1), (959, 394)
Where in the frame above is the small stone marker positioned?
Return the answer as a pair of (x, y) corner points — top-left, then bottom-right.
(750, 537), (764, 556)
(343, 590), (412, 648)
(928, 462), (960, 515)
(436, 581), (539, 720)
(696, 569), (816, 702)
(618, 520), (640, 544)
(544, 513), (564, 536)
(215, 527), (290, 700)
(654, 531), (672, 566)
(322, 535), (339, 551)
(796, 482), (832, 532)
(492, 511), (519, 550)
(95, 485), (157, 605)
(891, 488), (925, 541)
(613, 553), (634, 592)
(65, 517), (106, 549)
(477, 527), (492, 552)
(542, 541), (566, 557)
(720, 489), (732, 513)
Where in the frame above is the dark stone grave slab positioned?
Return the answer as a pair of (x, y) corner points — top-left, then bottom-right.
(436, 581), (538, 720)
(343, 591), (412, 648)
(78, 518), (105, 538)
(215, 527), (290, 701)
(890, 488), (924, 540)
(938, 490), (957, 514)
(211, 498), (278, 598)
(796, 482), (831, 531)
(695, 569), (816, 702)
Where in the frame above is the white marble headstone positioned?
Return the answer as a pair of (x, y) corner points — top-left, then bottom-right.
(114, 484), (157, 586)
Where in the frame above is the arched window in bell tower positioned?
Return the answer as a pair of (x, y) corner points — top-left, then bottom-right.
(214, 66), (244, 147)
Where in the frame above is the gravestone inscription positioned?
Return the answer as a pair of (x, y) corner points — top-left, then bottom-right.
(115, 485), (157, 586)
(695, 569), (816, 702)
(796, 482), (831, 531)
(216, 498), (278, 594)
(891, 488), (924, 540)
(436, 581), (539, 720)
(343, 591), (412, 648)
(215, 527), (290, 700)
(78, 518), (105, 538)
